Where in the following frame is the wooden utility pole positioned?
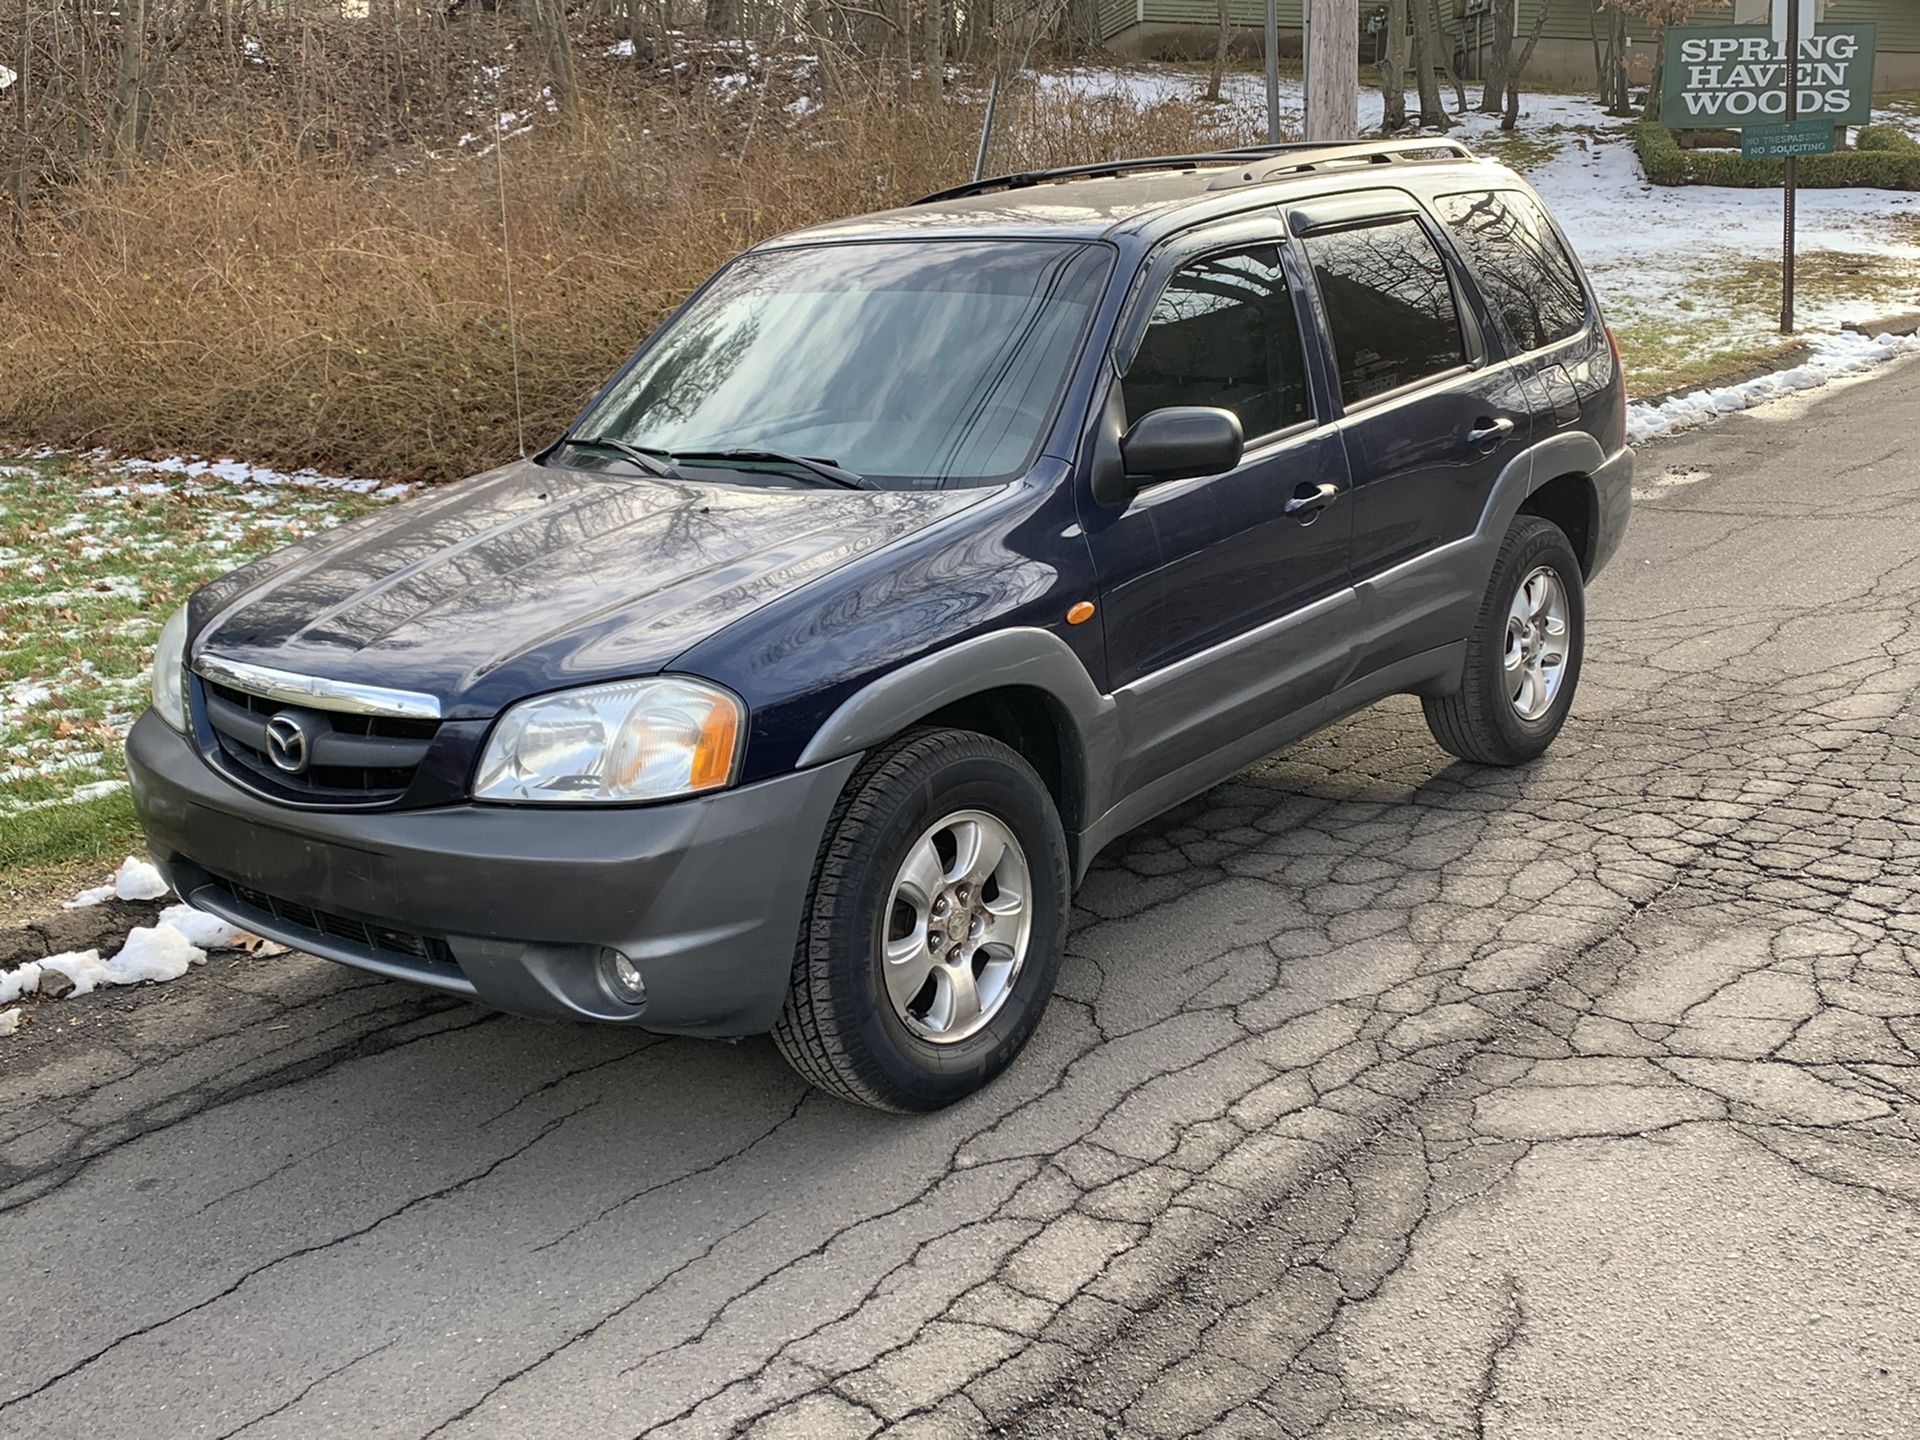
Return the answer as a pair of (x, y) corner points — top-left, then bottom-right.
(1303, 0), (1360, 140)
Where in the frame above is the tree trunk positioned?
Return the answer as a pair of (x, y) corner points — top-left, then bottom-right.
(1207, 0), (1228, 103)
(1478, 0), (1512, 115)
(926, 0), (945, 101)
(1501, 0), (1549, 131)
(1606, 6), (1630, 115)
(530, 0), (580, 125)
(1381, 0), (1408, 132)
(1304, 0), (1359, 140)
(7, 24), (30, 247)
(111, 0), (147, 161)
(1410, 0), (1448, 129)
(1427, 0), (1466, 112)
(1641, 29), (1665, 121)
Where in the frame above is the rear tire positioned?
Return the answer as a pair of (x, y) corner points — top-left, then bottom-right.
(1423, 515), (1585, 766)
(772, 728), (1070, 1112)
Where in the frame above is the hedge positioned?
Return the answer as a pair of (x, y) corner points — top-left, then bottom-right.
(1633, 121), (1920, 189)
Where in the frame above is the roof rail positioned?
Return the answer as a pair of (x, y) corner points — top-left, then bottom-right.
(1209, 137), (1473, 188)
(913, 137), (1474, 206)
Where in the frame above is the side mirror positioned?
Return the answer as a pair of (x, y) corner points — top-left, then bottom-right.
(1118, 406), (1244, 490)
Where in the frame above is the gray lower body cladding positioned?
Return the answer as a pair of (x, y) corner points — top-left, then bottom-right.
(126, 710), (859, 1037)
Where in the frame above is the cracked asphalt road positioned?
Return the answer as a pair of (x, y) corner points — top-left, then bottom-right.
(7, 355), (1920, 1440)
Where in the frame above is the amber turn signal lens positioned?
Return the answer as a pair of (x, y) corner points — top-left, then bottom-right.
(689, 694), (741, 791)
(1067, 601), (1097, 626)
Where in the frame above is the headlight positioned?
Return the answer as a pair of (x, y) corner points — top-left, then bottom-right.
(150, 604), (190, 731)
(473, 677), (744, 804)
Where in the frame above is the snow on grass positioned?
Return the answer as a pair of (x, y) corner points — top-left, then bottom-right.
(1628, 329), (1920, 444)
(0, 454), (387, 814)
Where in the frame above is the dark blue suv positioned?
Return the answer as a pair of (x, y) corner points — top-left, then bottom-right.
(129, 137), (1632, 1110)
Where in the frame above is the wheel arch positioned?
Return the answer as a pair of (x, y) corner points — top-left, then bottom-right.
(1519, 470), (1600, 577)
(796, 628), (1117, 863)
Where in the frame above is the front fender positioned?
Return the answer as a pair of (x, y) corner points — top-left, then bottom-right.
(796, 626), (1118, 837)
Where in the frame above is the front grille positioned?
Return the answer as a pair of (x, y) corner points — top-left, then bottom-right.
(206, 877), (463, 981)
(203, 679), (439, 803)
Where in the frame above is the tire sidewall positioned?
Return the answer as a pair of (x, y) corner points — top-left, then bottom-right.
(1486, 523), (1585, 754)
(826, 743), (1070, 1109)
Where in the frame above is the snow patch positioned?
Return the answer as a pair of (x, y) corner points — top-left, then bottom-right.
(606, 39), (635, 58)
(104, 453), (404, 496)
(0, 1009), (18, 1036)
(1628, 330), (1920, 444)
(157, 903), (247, 951)
(63, 854), (171, 909)
(0, 65), (15, 93)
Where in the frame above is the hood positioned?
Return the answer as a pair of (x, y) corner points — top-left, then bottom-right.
(190, 460), (985, 715)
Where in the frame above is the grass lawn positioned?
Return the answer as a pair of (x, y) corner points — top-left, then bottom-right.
(0, 455), (382, 869)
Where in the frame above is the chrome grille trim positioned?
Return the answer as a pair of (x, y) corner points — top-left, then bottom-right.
(192, 653), (443, 720)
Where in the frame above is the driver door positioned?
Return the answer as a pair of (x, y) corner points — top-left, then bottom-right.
(1079, 220), (1357, 799)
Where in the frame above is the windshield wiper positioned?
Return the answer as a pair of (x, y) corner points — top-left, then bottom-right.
(565, 436), (683, 479)
(672, 447), (880, 492)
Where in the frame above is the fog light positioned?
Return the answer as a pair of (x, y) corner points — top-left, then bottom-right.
(602, 948), (647, 1007)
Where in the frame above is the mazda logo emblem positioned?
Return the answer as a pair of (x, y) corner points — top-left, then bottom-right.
(265, 714), (311, 775)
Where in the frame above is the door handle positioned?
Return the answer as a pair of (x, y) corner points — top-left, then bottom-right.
(1284, 482), (1341, 517)
(1467, 417), (1516, 445)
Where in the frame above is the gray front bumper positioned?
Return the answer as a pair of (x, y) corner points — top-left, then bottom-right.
(127, 710), (859, 1036)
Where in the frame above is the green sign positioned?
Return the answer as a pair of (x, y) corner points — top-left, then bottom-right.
(1663, 24), (1878, 129)
(1741, 118), (1839, 159)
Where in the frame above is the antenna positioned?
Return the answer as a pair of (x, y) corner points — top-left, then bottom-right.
(491, 79), (528, 459)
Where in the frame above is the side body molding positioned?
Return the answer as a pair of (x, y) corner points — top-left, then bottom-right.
(794, 433), (1622, 886)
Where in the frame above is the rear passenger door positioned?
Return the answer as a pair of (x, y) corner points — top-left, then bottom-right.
(1292, 198), (1532, 675)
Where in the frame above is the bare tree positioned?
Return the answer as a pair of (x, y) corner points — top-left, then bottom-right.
(527, 0), (579, 124)
(1478, 0), (1512, 115)
(1501, 1), (1548, 130)
(1379, 0), (1408, 132)
(926, 0), (944, 102)
(1409, 0), (1448, 129)
(1207, 0), (1228, 104)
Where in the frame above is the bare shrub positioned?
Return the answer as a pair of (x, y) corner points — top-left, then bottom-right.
(0, 79), (1243, 481)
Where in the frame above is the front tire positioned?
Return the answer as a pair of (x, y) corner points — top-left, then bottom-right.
(1423, 515), (1585, 766)
(772, 728), (1071, 1111)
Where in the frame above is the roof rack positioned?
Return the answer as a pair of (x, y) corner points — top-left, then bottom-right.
(913, 137), (1474, 206)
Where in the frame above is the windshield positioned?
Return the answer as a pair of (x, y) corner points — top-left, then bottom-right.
(571, 240), (1113, 489)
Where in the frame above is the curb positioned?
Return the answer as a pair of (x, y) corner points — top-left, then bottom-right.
(1844, 310), (1920, 338)
(1630, 342), (1812, 413)
(0, 897), (167, 970)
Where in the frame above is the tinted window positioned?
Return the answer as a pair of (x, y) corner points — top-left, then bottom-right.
(575, 240), (1111, 488)
(1123, 245), (1311, 440)
(1303, 218), (1466, 406)
(1435, 189), (1589, 352)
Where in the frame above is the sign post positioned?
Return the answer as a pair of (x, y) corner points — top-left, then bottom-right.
(1663, 8), (1878, 339)
(1267, 0), (1282, 143)
(1781, 0), (1799, 334)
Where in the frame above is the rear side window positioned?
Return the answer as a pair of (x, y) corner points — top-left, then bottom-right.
(1434, 189), (1589, 353)
(1123, 245), (1311, 441)
(1303, 218), (1466, 406)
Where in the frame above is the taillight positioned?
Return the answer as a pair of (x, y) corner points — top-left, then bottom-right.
(1605, 326), (1627, 451)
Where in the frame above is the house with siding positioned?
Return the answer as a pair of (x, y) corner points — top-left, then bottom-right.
(1097, 1), (1920, 92)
